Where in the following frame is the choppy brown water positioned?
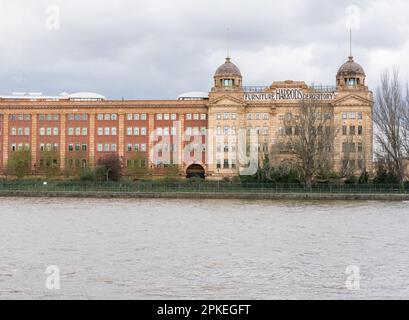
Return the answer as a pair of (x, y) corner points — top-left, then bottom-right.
(1, 197), (409, 299)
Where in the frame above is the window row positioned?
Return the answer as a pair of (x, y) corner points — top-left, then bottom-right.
(342, 112), (363, 120)
(68, 114), (88, 121)
(97, 114), (118, 121)
(97, 144), (117, 152)
(9, 114), (31, 121)
(126, 144), (147, 152)
(40, 127), (59, 136)
(216, 113), (237, 120)
(39, 114), (59, 121)
(68, 127), (88, 136)
(247, 113), (269, 120)
(10, 127), (30, 136)
(185, 127), (206, 136)
(126, 127), (148, 136)
(39, 143), (59, 152)
(68, 144), (87, 152)
(126, 113), (148, 121)
(342, 142), (364, 153)
(156, 113), (178, 121)
(186, 113), (206, 121)
(216, 159), (237, 169)
(342, 125), (363, 135)
(10, 143), (30, 151)
(97, 127), (117, 136)
(156, 127), (177, 136)
(216, 126), (237, 135)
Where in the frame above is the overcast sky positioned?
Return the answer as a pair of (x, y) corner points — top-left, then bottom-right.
(0, 0), (408, 100)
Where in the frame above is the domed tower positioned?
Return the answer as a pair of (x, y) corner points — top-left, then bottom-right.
(336, 56), (367, 91)
(212, 57), (242, 92)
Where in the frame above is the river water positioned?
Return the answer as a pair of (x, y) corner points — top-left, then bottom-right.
(0, 197), (409, 299)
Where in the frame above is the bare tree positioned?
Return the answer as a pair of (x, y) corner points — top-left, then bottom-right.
(280, 97), (337, 187)
(374, 70), (409, 185)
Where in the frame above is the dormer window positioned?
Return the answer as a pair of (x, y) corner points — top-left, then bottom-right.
(346, 78), (357, 86)
(222, 79), (234, 87)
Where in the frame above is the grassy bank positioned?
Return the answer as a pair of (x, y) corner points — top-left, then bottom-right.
(0, 180), (408, 200)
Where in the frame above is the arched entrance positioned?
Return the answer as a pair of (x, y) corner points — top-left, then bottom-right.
(186, 164), (205, 179)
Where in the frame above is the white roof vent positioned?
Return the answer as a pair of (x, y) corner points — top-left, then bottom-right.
(177, 91), (208, 100)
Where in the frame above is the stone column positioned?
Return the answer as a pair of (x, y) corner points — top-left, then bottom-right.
(178, 115), (184, 172)
(89, 113), (95, 167)
(148, 113), (155, 168)
(31, 114), (37, 171)
(60, 113), (66, 171)
(118, 113), (125, 159)
(2, 113), (9, 172)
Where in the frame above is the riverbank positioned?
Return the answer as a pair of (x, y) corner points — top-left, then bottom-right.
(1, 190), (409, 201)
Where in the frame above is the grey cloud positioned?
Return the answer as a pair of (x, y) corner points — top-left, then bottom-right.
(0, 0), (408, 99)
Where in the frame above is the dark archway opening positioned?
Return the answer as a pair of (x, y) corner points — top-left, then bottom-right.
(186, 164), (205, 179)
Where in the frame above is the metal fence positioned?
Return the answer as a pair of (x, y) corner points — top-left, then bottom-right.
(0, 180), (408, 194)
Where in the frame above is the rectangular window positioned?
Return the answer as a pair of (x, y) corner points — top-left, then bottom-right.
(193, 114), (199, 120)
(53, 128), (58, 136)
(97, 114), (103, 121)
(141, 127), (147, 135)
(68, 128), (74, 136)
(127, 144), (132, 152)
(104, 127), (110, 135)
(141, 144), (146, 152)
(163, 114), (169, 120)
(358, 112), (363, 120)
(111, 114), (117, 121)
(358, 126), (363, 135)
(200, 114), (206, 120)
(171, 114), (177, 120)
(111, 144), (117, 152)
(171, 127), (177, 136)
(342, 113), (347, 119)
(156, 114), (163, 120)
(68, 144), (73, 152)
(349, 112), (356, 119)
(104, 144), (110, 152)
(350, 126), (356, 135)
(82, 144), (87, 151)
(82, 128), (88, 136)
(141, 114), (147, 121)
(97, 144), (103, 152)
(134, 144), (140, 152)
(127, 114), (132, 121)
(46, 128), (52, 136)
(134, 127), (140, 135)
(223, 113), (229, 120)
(97, 127), (103, 136)
(104, 114), (111, 121)
(111, 127), (117, 136)
(134, 114), (140, 121)
(75, 127), (81, 136)
(127, 127), (132, 135)
(342, 126), (347, 135)
(223, 159), (229, 169)
(216, 113), (221, 120)
(186, 114), (192, 120)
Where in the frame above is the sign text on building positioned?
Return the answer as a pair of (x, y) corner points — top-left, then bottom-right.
(244, 88), (335, 101)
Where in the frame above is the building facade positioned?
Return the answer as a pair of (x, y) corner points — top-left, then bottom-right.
(0, 56), (373, 179)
